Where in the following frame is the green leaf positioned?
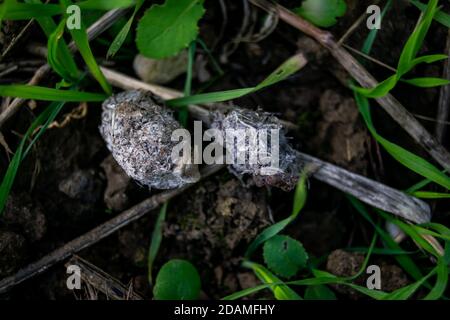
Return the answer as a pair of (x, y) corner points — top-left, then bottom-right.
(348, 197), (426, 283)
(136, 0), (205, 59)
(304, 285), (337, 300)
(424, 257), (448, 300)
(107, 0), (145, 58)
(382, 269), (433, 300)
(47, 18), (79, 82)
(294, 0), (347, 28)
(243, 261), (302, 300)
(409, 0), (450, 28)
(77, 0), (135, 10)
(263, 235), (308, 278)
(353, 0), (445, 98)
(0, 1), (61, 20)
(0, 102), (65, 215)
(351, 74), (398, 99)
(168, 52), (306, 107)
(402, 77), (450, 88)
(147, 202), (167, 285)
(361, 0), (393, 55)
(0, 84), (107, 101)
(153, 259), (201, 300)
(397, 0), (438, 75)
(245, 166), (310, 257)
(25, 0), (80, 80)
(354, 92), (450, 190)
(0, 0), (134, 20)
(411, 191), (450, 199)
(0, 84), (107, 102)
(61, 0), (112, 95)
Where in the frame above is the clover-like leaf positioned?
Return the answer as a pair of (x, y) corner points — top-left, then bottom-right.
(136, 0), (205, 59)
(153, 259), (201, 300)
(263, 235), (308, 278)
(294, 0), (347, 28)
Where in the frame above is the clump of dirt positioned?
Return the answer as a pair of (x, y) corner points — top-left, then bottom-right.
(3, 193), (46, 242)
(0, 230), (27, 278)
(309, 90), (369, 175)
(326, 249), (410, 299)
(163, 175), (270, 297)
(100, 155), (132, 212)
(59, 169), (103, 205)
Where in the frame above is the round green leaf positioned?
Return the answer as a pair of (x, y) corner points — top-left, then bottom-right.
(136, 0), (205, 59)
(153, 259), (201, 300)
(294, 0), (347, 28)
(263, 235), (308, 278)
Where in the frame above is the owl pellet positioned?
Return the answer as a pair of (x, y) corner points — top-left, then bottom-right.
(99, 90), (200, 190)
(212, 109), (302, 191)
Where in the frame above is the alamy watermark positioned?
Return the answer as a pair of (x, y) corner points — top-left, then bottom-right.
(171, 121), (281, 176)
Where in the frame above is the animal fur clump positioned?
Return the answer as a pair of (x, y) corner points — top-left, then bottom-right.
(212, 109), (302, 191)
(99, 90), (200, 189)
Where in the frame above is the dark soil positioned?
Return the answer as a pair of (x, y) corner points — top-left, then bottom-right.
(0, 0), (449, 300)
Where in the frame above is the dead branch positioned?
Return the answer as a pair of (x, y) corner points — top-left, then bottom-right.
(248, 0), (450, 173)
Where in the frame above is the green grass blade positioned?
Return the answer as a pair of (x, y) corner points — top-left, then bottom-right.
(402, 77), (450, 87)
(0, 84), (107, 101)
(245, 168), (309, 258)
(61, 0), (112, 95)
(0, 1), (62, 20)
(397, 0), (438, 75)
(348, 196), (426, 282)
(409, 0), (450, 28)
(106, 0), (145, 58)
(221, 284), (270, 300)
(243, 261), (302, 300)
(47, 18), (79, 82)
(167, 53), (306, 107)
(424, 258), (448, 300)
(0, 102), (65, 215)
(25, 0), (80, 79)
(361, 0), (393, 55)
(355, 92), (450, 190)
(147, 202), (167, 285)
(411, 191), (450, 199)
(77, 0), (135, 10)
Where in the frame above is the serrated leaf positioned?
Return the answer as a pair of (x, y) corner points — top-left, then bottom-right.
(153, 259), (201, 300)
(263, 235), (308, 278)
(294, 0), (347, 28)
(136, 0), (205, 59)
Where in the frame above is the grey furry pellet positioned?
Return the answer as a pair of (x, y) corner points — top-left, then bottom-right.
(99, 90), (200, 189)
(212, 109), (302, 191)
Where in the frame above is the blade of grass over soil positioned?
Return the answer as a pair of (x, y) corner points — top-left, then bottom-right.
(245, 166), (310, 257)
(0, 102), (65, 215)
(61, 0), (112, 95)
(167, 53), (307, 107)
(0, 85), (107, 101)
(147, 202), (167, 285)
